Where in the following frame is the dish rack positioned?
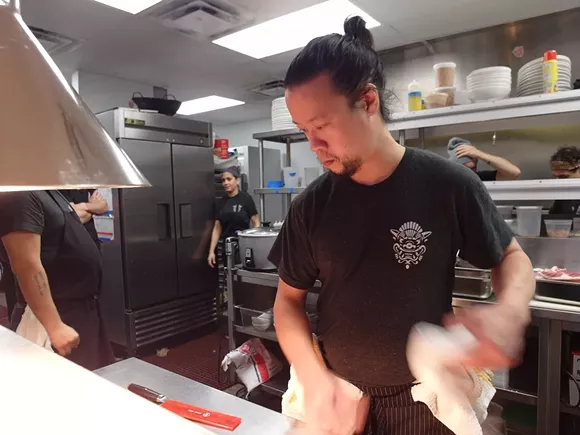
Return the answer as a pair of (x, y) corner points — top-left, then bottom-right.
(454, 266), (493, 299)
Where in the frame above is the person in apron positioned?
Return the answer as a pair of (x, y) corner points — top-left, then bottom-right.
(0, 190), (114, 370)
(208, 168), (260, 311)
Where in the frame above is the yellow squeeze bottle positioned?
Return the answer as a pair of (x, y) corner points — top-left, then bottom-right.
(543, 50), (558, 94)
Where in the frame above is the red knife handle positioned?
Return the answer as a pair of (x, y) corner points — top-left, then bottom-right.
(162, 400), (242, 431)
(128, 384), (166, 404)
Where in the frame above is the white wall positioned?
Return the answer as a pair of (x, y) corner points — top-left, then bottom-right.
(215, 118), (322, 186)
(78, 71), (158, 114)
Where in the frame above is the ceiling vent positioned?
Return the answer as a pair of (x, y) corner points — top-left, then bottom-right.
(29, 26), (85, 55)
(145, 0), (253, 39)
(251, 79), (285, 98)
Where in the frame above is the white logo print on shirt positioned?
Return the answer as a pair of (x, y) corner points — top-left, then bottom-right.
(390, 221), (432, 269)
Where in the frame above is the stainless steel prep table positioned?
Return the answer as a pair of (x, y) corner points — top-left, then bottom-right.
(95, 358), (293, 435)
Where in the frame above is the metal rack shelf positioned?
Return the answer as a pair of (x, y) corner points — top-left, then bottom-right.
(495, 387), (538, 406)
(254, 187), (305, 195)
(234, 324), (278, 342)
(389, 90), (580, 132)
(260, 371), (290, 397)
(252, 128), (307, 143)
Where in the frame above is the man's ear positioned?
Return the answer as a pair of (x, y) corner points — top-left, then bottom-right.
(358, 83), (380, 117)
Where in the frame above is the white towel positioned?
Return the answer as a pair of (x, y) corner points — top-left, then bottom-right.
(15, 306), (53, 351)
(407, 322), (497, 435)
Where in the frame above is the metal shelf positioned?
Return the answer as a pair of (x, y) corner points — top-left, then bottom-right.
(495, 387), (538, 406)
(260, 370), (290, 397)
(235, 268), (322, 290)
(253, 128), (307, 143)
(389, 90), (580, 132)
(254, 187), (305, 195)
(561, 405), (580, 417)
(484, 179), (580, 201)
(234, 324), (278, 342)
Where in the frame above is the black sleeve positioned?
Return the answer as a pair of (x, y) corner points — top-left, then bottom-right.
(457, 173), (513, 269)
(476, 170), (497, 182)
(243, 193), (258, 217)
(268, 201), (318, 290)
(0, 192), (45, 238)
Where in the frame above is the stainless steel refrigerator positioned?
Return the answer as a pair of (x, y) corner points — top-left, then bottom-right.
(97, 108), (216, 355)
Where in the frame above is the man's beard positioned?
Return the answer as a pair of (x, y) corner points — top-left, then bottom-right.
(321, 155), (363, 178)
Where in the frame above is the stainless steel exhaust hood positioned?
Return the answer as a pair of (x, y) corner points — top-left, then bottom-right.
(0, 0), (150, 191)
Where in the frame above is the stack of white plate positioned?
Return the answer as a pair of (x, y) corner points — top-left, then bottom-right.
(466, 66), (512, 102)
(271, 97), (294, 130)
(516, 55), (572, 97)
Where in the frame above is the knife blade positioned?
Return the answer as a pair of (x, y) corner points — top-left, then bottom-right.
(128, 384), (242, 431)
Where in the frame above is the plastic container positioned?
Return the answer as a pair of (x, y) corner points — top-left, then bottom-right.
(283, 167), (299, 188)
(543, 50), (558, 94)
(267, 180), (284, 188)
(545, 219), (572, 238)
(496, 205), (514, 219)
(408, 80), (423, 111)
(504, 219), (518, 234)
(434, 86), (455, 105)
(516, 206), (543, 237)
(434, 62), (457, 87)
(424, 92), (450, 109)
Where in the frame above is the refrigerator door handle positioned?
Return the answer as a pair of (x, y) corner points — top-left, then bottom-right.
(156, 203), (172, 240)
(179, 203), (193, 239)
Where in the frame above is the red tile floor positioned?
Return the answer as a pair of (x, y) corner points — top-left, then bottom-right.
(140, 328), (235, 391)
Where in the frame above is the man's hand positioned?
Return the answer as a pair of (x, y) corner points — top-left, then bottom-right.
(71, 202), (93, 224)
(455, 144), (483, 160)
(89, 191), (105, 204)
(301, 368), (368, 435)
(47, 322), (80, 356)
(448, 303), (530, 369)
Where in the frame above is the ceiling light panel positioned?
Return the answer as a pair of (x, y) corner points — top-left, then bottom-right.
(93, 0), (163, 15)
(177, 95), (245, 116)
(212, 0), (380, 59)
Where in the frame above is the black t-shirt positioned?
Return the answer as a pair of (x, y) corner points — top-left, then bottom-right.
(477, 170), (497, 181)
(0, 191), (64, 265)
(60, 189), (100, 246)
(216, 192), (258, 240)
(268, 147), (513, 387)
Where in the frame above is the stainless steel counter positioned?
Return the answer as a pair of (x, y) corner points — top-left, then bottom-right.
(0, 326), (213, 435)
(96, 358), (293, 435)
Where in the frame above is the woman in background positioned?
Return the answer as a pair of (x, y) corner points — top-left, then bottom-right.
(208, 167), (260, 268)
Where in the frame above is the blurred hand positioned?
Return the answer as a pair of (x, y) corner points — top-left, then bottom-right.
(89, 191), (105, 203)
(446, 303), (530, 369)
(456, 144), (482, 159)
(208, 252), (216, 268)
(301, 368), (368, 435)
(47, 322), (80, 356)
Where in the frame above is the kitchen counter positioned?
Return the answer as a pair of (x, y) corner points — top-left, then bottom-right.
(0, 326), (214, 435)
(96, 358), (293, 435)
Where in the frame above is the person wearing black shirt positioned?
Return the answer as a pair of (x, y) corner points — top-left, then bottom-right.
(0, 190), (114, 370)
(60, 189), (109, 248)
(269, 17), (534, 435)
(549, 146), (580, 215)
(208, 167), (260, 268)
(447, 137), (521, 181)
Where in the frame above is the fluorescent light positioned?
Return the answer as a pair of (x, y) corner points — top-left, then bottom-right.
(177, 96), (245, 116)
(92, 0), (162, 14)
(213, 0), (380, 59)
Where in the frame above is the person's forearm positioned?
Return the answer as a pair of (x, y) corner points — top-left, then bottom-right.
(12, 264), (62, 332)
(250, 215), (261, 228)
(492, 244), (534, 320)
(480, 152), (521, 180)
(209, 224), (221, 254)
(85, 200), (108, 215)
(274, 294), (325, 382)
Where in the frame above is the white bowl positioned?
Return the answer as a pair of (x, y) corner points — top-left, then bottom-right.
(252, 322), (271, 332)
(469, 86), (512, 102)
(467, 66), (511, 78)
(467, 80), (512, 89)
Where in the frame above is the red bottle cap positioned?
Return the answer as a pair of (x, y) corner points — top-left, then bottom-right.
(544, 50), (557, 61)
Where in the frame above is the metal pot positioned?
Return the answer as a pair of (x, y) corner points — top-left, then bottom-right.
(237, 227), (280, 271)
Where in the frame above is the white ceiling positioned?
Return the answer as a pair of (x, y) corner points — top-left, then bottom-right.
(17, 0), (580, 125)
